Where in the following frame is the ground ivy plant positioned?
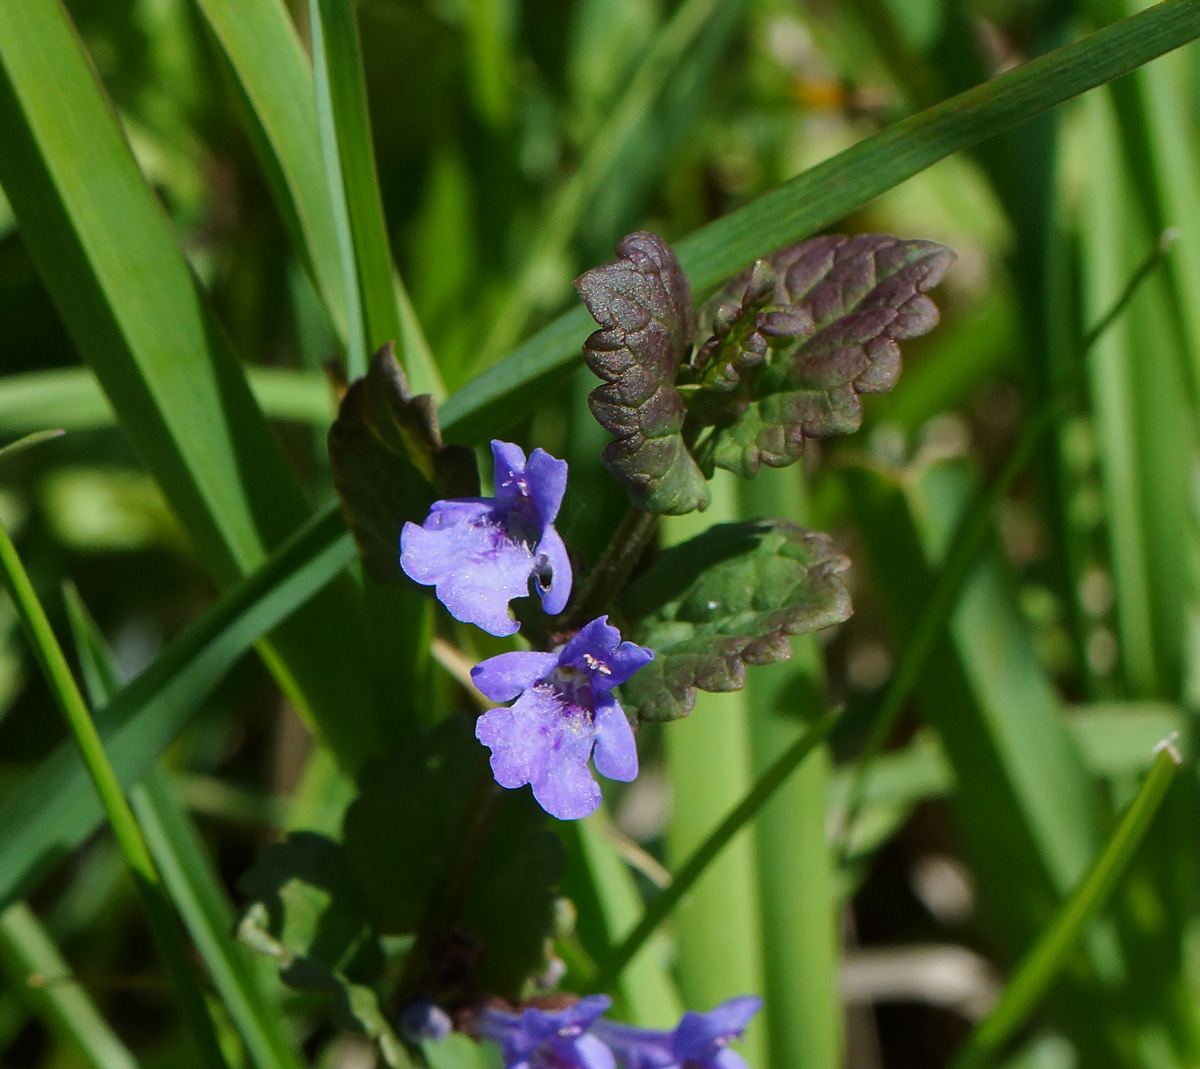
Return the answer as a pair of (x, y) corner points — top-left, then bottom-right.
(237, 229), (953, 1069)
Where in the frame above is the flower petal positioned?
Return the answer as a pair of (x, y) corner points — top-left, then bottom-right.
(592, 693), (638, 782)
(475, 686), (562, 790)
(534, 526), (572, 616)
(560, 615), (622, 664)
(527, 705), (602, 820)
(601, 638), (655, 690)
(490, 440), (529, 513)
(525, 447), (569, 526)
(573, 1033), (617, 1069)
(471, 651), (558, 703)
(400, 506), (533, 636)
(672, 998), (763, 1064)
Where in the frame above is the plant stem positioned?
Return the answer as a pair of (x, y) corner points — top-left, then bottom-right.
(569, 507), (660, 625)
(0, 521), (231, 1069)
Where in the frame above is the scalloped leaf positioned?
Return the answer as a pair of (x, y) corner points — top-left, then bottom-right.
(575, 231), (709, 515)
(692, 235), (955, 479)
(621, 520), (852, 721)
(329, 343), (479, 583)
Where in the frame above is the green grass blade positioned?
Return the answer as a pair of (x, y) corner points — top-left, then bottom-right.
(950, 743), (1182, 1069)
(0, 520), (230, 1069)
(739, 469), (841, 1069)
(64, 589), (306, 1069)
(0, 902), (136, 1069)
(0, 367), (335, 435)
(566, 815), (683, 1028)
(838, 230), (1171, 848)
(0, 0), (381, 771)
(0, 503), (354, 910)
(592, 700), (839, 993)
(0, 428), (64, 462)
(308, 0), (439, 393)
(478, 0), (741, 365)
(439, 0), (1200, 443)
(191, 0), (351, 348)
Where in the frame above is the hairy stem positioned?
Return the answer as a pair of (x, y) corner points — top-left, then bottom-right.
(568, 507), (660, 626)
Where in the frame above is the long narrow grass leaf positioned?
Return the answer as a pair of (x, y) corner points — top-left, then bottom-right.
(64, 589), (305, 1069)
(439, 0), (1200, 442)
(0, 521), (230, 1069)
(950, 742), (1182, 1068)
(591, 707), (839, 993)
(0, 902), (136, 1069)
(0, 504), (354, 910)
(0, 0), (380, 771)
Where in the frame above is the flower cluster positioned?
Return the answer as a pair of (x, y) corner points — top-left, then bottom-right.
(473, 995), (762, 1069)
(401, 441), (652, 821)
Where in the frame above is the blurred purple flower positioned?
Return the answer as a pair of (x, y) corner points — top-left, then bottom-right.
(475, 995), (615, 1069)
(472, 616), (653, 820)
(592, 996), (763, 1069)
(400, 440), (571, 636)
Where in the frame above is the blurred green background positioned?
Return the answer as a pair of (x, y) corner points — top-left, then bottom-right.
(2, 0), (1200, 1066)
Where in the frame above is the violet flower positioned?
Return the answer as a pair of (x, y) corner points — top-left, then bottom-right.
(472, 616), (653, 820)
(592, 997), (763, 1069)
(475, 995), (616, 1069)
(400, 440), (571, 636)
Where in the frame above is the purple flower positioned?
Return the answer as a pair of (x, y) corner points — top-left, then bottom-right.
(671, 997), (762, 1069)
(592, 997), (763, 1069)
(400, 440), (571, 636)
(475, 995), (616, 1069)
(472, 616), (653, 820)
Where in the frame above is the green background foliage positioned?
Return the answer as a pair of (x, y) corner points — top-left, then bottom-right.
(0, 0), (1199, 1066)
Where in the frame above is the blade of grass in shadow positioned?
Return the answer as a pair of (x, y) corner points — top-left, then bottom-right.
(0, 0), (380, 772)
(0, 503), (354, 910)
(740, 471), (841, 1069)
(477, 0), (742, 365)
(63, 588), (307, 1069)
(192, 0), (351, 349)
(950, 741), (1182, 1069)
(0, 367), (335, 435)
(308, 0), (439, 393)
(0, 520), (230, 1069)
(0, 902), (136, 1069)
(439, 0), (1200, 443)
(837, 229), (1173, 850)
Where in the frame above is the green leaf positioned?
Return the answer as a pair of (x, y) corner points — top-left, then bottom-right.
(329, 343), (478, 583)
(62, 586), (308, 1069)
(0, 0), (381, 772)
(239, 832), (384, 990)
(575, 231), (709, 515)
(0, 504), (354, 911)
(237, 833), (414, 1067)
(191, 0), (351, 348)
(341, 719), (565, 1000)
(621, 520), (851, 721)
(439, 0), (1200, 444)
(690, 236), (954, 479)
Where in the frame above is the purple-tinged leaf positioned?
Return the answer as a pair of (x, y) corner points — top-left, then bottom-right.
(691, 235), (955, 479)
(621, 521), (851, 721)
(329, 342), (479, 583)
(576, 232), (710, 515)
